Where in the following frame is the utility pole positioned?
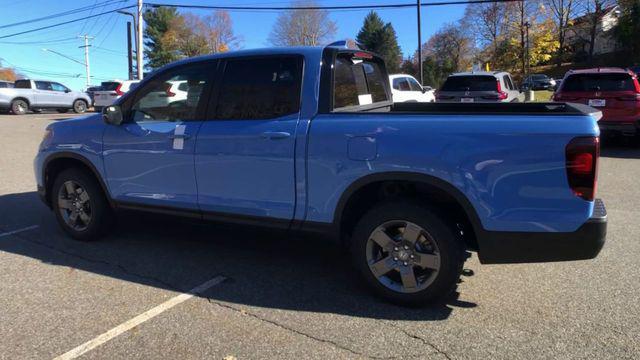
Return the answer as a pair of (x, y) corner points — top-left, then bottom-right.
(78, 35), (93, 88)
(127, 22), (134, 80)
(417, 0), (423, 85)
(136, 0), (143, 80)
(525, 21), (530, 77)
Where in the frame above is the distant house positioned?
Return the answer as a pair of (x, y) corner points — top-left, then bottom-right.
(566, 5), (621, 58)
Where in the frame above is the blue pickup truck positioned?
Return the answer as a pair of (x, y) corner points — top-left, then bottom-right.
(34, 45), (607, 305)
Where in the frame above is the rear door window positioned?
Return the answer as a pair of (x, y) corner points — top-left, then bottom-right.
(35, 81), (52, 91)
(333, 52), (390, 109)
(562, 73), (635, 92)
(441, 76), (497, 91)
(215, 56), (303, 120)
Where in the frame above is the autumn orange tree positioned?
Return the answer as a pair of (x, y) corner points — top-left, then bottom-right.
(0, 67), (18, 82)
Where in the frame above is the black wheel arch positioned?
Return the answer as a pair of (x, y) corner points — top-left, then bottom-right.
(332, 172), (485, 250)
(11, 97), (30, 106)
(42, 152), (113, 209)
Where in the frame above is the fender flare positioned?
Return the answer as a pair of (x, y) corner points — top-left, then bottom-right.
(333, 171), (485, 235)
(42, 151), (114, 208)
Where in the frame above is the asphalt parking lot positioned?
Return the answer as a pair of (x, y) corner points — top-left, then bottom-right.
(1, 112), (639, 359)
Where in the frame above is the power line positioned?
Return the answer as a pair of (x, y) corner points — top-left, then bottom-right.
(147, 0), (521, 11)
(0, 0), (127, 30)
(0, 5), (137, 40)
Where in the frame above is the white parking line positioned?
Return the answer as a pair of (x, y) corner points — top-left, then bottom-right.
(54, 275), (226, 360)
(0, 225), (39, 238)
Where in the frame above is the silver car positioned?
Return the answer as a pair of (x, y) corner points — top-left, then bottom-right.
(436, 71), (523, 103)
(0, 79), (91, 115)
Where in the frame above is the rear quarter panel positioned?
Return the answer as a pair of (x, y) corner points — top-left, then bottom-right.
(306, 113), (600, 233)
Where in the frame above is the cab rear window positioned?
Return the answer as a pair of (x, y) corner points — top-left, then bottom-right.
(441, 76), (497, 91)
(14, 80), (31, 89)
(562, 74), (635, 92)
(333, 53), (389, 110)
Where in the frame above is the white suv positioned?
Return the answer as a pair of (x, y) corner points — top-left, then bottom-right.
(93, 80), (139, 111)
(389, 74), (435, 102)
(436, 71), (523, 103)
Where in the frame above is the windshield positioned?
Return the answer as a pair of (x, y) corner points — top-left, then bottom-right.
(441, 76), (497, 91)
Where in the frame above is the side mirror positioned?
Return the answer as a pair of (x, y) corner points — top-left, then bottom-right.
(102, 105), (123, 125)
(65, 89), (71, 93)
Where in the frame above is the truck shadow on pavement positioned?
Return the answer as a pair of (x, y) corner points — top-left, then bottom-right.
(0, 191), (477, 321)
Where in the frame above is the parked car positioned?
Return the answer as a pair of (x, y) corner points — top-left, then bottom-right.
(0, 80), (14, 88)
(136, 80), (190, 109)
(85, 85), (103, 106)
(0, 79), (90, 115)
(553, 78), (563, 90)
(92, 80), (139, 111)
(436, 71), (523, 103)
(389, 74), (435, 102)
(35, 45), (606, 305)
(553, 68), (640, 137)
(521, 74), (556, 91)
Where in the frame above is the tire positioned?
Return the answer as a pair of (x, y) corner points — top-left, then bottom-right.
(351, 201), (464, 306)
(10, 99), (28, 115)
(72, 99), (88, 114)
(57, 109), (69, 113)
(52, 168), (113, 241)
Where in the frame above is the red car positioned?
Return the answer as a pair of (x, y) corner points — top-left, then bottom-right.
(553, 68), (640, 137)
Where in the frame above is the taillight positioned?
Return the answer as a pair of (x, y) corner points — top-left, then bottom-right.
(164, 83), (176, 97)
(114, 84), (124, 96)
(566, 136), (599, 201)
(496, 79), (508, 100)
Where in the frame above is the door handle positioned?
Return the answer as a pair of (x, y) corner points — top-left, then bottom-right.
(169, 134), (191, 140)
(261, 131), (291, 140)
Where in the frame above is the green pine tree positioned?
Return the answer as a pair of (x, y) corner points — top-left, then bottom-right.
(356, 11), (402, 73)
(143, 7), (180, 70)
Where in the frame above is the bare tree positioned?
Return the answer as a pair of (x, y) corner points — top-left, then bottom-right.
(423, 23), (475, 71)
(200, 10), (241, 53)
(268, 0), (337, 46)
(571, 0), (614, 63)
(545, 0), (578, 65)
(463, 2), (509, 63)
(504, 0), (542, 74)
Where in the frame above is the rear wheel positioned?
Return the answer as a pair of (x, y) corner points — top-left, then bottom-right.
(52, 168), (113, 241)
(351, 201), (464, 306)
(72, 99), (88, 114)
(10, 99), (28, 115)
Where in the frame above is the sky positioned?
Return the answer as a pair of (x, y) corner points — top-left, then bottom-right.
(0, 0), (466, 90)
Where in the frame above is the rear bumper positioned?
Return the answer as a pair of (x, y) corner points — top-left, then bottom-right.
(477, 199), (607, 264)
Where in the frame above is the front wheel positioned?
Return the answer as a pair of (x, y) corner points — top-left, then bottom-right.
(351, 201), (464, 306)
(52, 168), (113, 241)
(72, 99), (88, 114)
